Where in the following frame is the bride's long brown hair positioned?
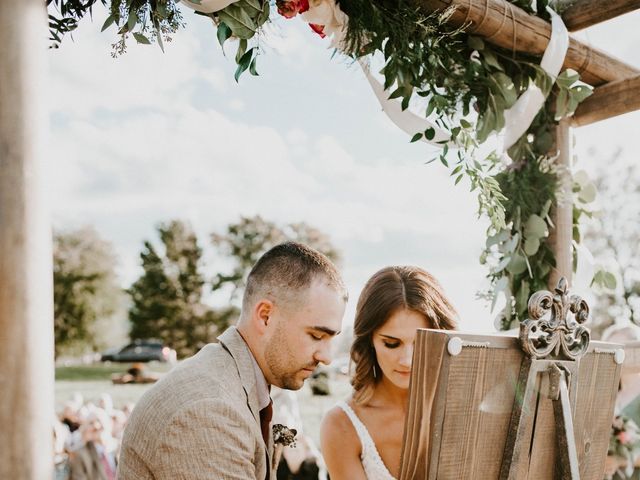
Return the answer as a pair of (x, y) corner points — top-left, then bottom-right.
(350, 266), (458, 403)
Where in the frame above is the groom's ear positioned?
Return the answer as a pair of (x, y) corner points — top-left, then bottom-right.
(254, 299), (274, 332)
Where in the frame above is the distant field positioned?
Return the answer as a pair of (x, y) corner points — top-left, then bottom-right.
(54, 363), (351, 446)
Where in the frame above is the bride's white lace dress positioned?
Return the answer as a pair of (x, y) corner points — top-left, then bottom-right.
(336, 401), (396, 480)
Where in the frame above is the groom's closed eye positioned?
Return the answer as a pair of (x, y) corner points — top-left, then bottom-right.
(307, 326), (340, 341)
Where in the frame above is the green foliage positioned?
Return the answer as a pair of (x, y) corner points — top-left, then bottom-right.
(47, 0), (106, 47)
(211, 215), (341, 299)
(128, 220), (236, 358)
(54, 227), (124, 357)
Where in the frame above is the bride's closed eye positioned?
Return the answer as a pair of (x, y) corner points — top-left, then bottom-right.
(383, 341), (400, 349)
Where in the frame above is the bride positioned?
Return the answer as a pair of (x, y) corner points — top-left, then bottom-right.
(320, 266), (458, 479)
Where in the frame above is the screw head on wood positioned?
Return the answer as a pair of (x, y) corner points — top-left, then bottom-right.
(448, 337), (463, 356)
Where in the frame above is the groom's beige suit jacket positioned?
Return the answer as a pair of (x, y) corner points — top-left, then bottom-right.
(117, 327), (274, 480)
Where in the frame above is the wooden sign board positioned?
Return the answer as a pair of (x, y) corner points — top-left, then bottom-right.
(399, 329), (623, 480)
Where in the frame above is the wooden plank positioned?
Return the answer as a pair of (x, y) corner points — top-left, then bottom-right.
(401, 332), (621, 479)
(417, 0), (640, 86)
(560, 0), (640, 32)
(0, 1), (54, 479)
(571, 74), (640, 127)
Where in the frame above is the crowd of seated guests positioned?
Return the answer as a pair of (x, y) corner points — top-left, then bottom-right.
(54, 393), (134, 480)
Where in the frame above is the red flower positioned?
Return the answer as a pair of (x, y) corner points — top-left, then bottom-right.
(309, 23), (326, 38)
(276, 0), (309, 19)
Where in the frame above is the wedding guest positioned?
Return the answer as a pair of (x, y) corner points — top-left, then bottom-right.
(320, 266), (458, 480)
(68, 409), (118, 480)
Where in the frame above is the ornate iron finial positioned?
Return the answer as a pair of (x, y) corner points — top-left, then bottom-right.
(519, 277), (590, 360)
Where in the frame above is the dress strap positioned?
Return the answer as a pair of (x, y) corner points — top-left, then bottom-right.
(336, 401), (376, 450)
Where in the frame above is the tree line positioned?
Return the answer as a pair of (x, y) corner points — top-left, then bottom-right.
(54, 216), (340, 358)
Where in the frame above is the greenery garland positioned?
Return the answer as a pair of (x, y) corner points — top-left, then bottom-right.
(48, 0), (605, 329)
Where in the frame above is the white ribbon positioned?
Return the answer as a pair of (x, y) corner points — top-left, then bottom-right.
(358, 58), (452, 145)
(501, 7), (569, 150)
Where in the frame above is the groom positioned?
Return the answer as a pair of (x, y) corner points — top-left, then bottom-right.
(117, 242), (348, 480)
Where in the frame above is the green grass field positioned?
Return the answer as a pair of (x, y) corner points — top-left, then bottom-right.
(55, 363), (351, 446)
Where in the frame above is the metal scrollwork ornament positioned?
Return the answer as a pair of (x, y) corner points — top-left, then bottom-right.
(519, 277), (590, 360)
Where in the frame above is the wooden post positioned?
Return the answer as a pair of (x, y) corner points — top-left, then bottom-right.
(0, 0), (54, 478)
(548, 119), (573, 289)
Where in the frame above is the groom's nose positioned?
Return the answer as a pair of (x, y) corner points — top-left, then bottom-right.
(314, 341), (332, 366)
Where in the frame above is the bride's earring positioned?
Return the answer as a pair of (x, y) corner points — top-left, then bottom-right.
(373, 364), (377, 379)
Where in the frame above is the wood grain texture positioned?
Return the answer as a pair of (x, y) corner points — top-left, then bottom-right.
(560, 0), (640, 31)
(400, 332), (621, 479)
(0, 1), (54, 478)
(572, 74), (640, 126)
(417, 0), (640, 86)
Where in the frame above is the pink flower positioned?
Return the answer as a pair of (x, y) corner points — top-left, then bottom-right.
(276, 0), (309, 19)
(617, 430), (633, 445)
(309, 23), (326, 38)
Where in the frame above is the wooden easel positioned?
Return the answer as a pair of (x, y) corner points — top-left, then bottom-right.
(500, 277), (596, 479)
(399, 278), (625, 480)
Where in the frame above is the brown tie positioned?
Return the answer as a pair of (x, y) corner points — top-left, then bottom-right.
(259, 399), (273, 446)
(260, 399), (273, 480)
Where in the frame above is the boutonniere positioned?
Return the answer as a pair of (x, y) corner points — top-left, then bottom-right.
(272, 424), (297, 448)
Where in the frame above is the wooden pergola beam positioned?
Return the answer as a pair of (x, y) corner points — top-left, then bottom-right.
(571, 74), (640, 126)
(417, 0), (640, 86)
(559, 0), (640, 32)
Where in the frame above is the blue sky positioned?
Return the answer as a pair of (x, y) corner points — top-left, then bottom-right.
(47, 6), (640, 333)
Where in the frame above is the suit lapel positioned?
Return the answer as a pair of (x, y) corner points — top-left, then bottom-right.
(218, 327), (275, 477)
(218, 326), (260, 421)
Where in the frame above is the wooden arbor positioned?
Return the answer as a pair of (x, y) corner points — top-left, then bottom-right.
(0, 1), (639, 479)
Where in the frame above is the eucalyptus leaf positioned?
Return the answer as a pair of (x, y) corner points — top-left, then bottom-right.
(556, 69), (580, 89)
(249, 57), (259, 76)
(603, 272), (617, 290)
(218, 1), (260, 40)
(424, 127), (436, 140)
(133, 32), (151, 44)
(578, 183), (596, 203)
(524, 214), (547, 240)
(217, 22), (232, 47)
(523, 237), (540, 256)
(507, 254), (528, 275)
(468, 36), (484, 51)
(101, 15), (115, 32)
(127, 10), (137, 32)
(410, 132), (423, 143)
(482, 50), (503, 71)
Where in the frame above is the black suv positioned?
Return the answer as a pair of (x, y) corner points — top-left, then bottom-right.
(100, 340), (176, 363)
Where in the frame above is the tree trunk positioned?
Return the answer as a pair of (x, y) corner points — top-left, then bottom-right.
(0, 0), (54, 478)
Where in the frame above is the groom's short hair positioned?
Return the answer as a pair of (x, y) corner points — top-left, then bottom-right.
(242, 242), (347, 313)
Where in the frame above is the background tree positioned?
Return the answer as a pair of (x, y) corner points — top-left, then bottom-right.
(128, 220), (234, 358)
(211, 215), (341, 301)
(583, 149), (640, 338)
(54, 227), (125, 357)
